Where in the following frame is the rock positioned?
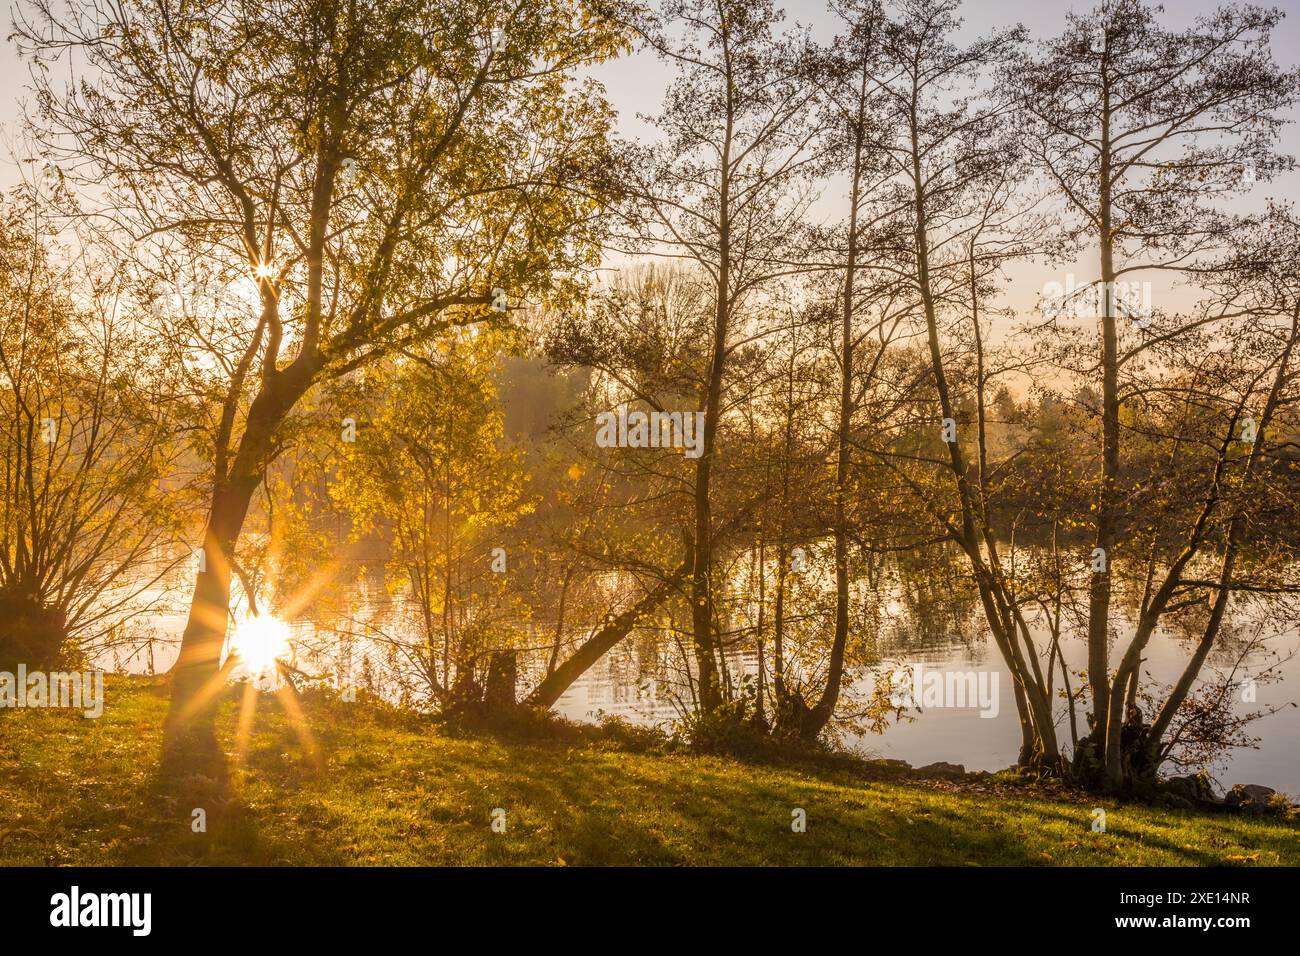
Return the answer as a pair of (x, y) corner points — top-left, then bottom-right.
(916, 761), (966, 779)
(1225, 783), (1278, 815)
(1162, 772), (1219, 805)
(1225, 783), (1275, 804)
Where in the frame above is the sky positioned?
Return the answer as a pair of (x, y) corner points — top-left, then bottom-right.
(4, 0), (1296, 169)
(579, 0), (1300, 331)
(586, 0), (1300, 139)
(0, 0), (1297, 340)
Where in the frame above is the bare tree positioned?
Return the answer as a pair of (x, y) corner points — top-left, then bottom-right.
(1014, 0), (1300, 787)
(853, 0), (1075, 767)
(627, 0), (824, 710)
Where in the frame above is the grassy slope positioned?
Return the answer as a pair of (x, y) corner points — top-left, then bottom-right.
(0, 676), (1295, 866)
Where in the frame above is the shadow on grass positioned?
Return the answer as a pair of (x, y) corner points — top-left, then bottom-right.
(355, 733), (1049, 865)
(4, 676), (1293, 866)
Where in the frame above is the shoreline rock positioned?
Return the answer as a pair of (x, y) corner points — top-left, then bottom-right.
(1224, 783), (1285, 816)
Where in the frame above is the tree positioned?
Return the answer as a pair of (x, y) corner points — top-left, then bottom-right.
(739, 296), (834, 731)
(790, 0), (914, 739)
(542, 264), (710, 707)
(17, 0), (627, 746)
(628, 0), (823, 710)
(1014, 0), (1300, 787)
(854, 0), (1074, 767)
(1131, 208), (1300, 783)
(330, 329), (533, 712)
(0, 184), (184, 671)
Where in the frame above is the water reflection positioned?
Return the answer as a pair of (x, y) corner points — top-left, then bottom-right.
(553, 608), (1300, 795)
(100, 550), (1300, 795)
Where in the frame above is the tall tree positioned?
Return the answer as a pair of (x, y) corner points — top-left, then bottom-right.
(629, 0), (823, 710)
(18, 0), (626, 746)
(796, 0), (908, 739)
(1014, 0), (1299, 787)
(858, 0), (1073, 767)
(0, 186), (184, 671)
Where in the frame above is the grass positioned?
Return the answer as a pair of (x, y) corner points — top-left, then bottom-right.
(0, 675), (1296, 866)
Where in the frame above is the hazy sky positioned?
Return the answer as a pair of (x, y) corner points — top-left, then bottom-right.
(580, 0), (1300, 336)
(0, 0), (1296, 337)
(585, 0), (1300, 141)
(3, 0), (1296, 157)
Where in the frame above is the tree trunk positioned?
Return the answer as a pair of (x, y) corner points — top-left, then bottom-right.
(688, 45), (740, 714)
(166, 360), (317, 745)
(526, 568), (686, 709)
(547, 566), (573, 676)
(168, 480), (259, 716)
(484, 651), (517, 709)
(772, 545), (789, 714)
(1092, 83), (1121, 787)
(907, 99), (1060, 771)
(804, 133), (862, 738)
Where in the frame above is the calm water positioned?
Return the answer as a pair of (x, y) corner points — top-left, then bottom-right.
(103, 560), (1300, 796)
(554, 621), (1300, 795)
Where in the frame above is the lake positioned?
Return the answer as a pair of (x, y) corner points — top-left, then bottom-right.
(552, 602), (1300, 795)
(105, 557), (1300, 796)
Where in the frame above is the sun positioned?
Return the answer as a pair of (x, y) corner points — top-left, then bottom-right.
(230, 613), (292, 676)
